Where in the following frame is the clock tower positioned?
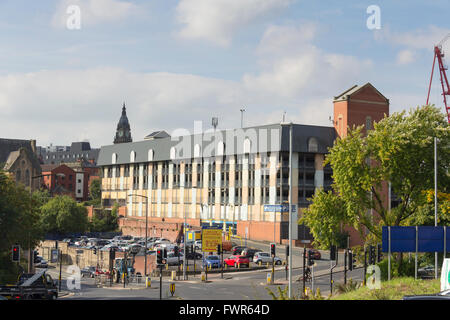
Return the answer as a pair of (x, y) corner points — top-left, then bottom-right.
(114, 102), (132, 144)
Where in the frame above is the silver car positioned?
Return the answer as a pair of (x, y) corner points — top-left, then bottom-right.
(253, 252), (282, 265)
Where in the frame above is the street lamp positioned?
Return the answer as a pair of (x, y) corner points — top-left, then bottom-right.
(434, 137), (439, 279)
(128, 192), (149, 276)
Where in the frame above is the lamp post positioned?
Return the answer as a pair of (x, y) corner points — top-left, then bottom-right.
(434, 137), (439, 279)
(128, 192), (149, 276)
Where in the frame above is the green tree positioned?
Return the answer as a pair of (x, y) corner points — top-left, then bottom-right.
(0, 170), (43, 283)
(302, 105), (449, 244)
(39, 195), (88, 235)
(89, 178), (101, 204)
(301, 189), (350, 248)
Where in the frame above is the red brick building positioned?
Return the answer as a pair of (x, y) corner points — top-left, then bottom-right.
(41, 161), (99, 202)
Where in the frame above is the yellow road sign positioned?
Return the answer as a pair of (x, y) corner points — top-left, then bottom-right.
(202, 227), (222, 252)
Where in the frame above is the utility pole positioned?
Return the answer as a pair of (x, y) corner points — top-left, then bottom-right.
(240, 108), (245, 128)
(434, 137), (439, 279)
(288, 122), (293, 299)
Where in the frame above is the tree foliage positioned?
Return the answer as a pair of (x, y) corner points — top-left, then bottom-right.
(39, 195), (88, 235)
(0, 170), (43, 283)
(301, 189), (350, 248)
(302, 105), (449, 244)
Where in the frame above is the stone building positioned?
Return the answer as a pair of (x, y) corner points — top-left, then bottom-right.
(1, 138), (42, 191)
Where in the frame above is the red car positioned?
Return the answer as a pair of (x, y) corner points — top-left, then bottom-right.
(305, 249), (321, 260)
(224, 255), (250, 268)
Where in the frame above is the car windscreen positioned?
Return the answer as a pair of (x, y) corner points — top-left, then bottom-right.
(207, 256), (219, 260)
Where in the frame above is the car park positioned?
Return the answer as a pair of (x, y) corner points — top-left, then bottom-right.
(202, 255), (222, 268)
(224, 255), (250, 268)
(253, 252), (282, 265)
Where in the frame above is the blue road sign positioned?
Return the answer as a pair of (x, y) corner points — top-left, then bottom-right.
(264, 204), (297, 212)
(382, 226), (450, 253)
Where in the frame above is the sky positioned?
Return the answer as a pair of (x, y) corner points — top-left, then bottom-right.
(0, 0), (449, 148)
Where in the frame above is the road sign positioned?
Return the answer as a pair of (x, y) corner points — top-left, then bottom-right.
(264, 204), (297, 212)
(51, 249), (59, 263)
(202, 226), (222, 252)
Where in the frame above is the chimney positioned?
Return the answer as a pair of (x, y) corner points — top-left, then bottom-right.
(30, 139), (36, 154)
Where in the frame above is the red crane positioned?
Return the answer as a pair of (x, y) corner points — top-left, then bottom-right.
(426, 33), (450, 123)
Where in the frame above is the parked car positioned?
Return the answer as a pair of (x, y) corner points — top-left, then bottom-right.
(253, 252), (282, 265)
(224, 255), (250, 268)
(80, 266), (96, 278)
(202, 255), (222, 268)
(184, 250), (203, 260)
(403, 290), (450, 300)
(34, 256), (48, 268)
(231, 246), (247, 255)
(166, 252), (184, 266)
(194, 240), (202, 250)
(305, 249), (321, 260)
(241, 248), (262, 262)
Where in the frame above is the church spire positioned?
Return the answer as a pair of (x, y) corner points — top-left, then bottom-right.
(114, 102), (132, 144)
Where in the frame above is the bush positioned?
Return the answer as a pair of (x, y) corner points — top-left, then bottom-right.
(375, 255), (415, 281)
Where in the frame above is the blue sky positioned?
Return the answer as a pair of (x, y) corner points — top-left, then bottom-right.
(0, 0), (449, 147)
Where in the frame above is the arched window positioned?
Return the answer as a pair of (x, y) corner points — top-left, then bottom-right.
(16, 170), (21, 182)
(170, 147), (176, 160)
(366, 116), (372, 131)
(148, 149), (154, 161)
(25, 169), (30, 186)
(243, 138), (251, 154)
(112, 153), (118, 164)
(217, 141), (225, 156)
(308, 137), (319, 153)
(194, 144), (201, 158)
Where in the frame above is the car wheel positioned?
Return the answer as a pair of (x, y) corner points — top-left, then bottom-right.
(276, 260), (282, 265)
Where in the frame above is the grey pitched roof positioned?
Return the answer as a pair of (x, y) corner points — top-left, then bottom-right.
(97, 123), (336, 166)
(0, 138), (34, 164)
(144, 130), (170, 140)
(333, 82), (389, 102)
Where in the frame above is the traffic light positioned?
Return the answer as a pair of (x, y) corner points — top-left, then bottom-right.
(308, 250), (315, 266)
(330, 245), (337, 261)
(377, 244), (383, 263)
(217, 244), (222, 255)
(33, 250), (39, 263)
(285, 245), (289, 257)
(157, 249), (163, 265)
(109, 248), (116, 261)
(12, 245), (20, 262)
(348, 250), (357, 271)
(369, 245), (375, 265)
(174, 246), (179, 257)
(270, 243), (276, 257)
(93, 247), (97, 255)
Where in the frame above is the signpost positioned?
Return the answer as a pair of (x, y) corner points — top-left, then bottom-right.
(201, 226), (222, 253)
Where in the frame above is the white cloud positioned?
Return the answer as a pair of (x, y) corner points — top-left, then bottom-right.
(174, 0), (292, 46)
(0, 21), (376, 148)
(51, 0), (138, 28)
(374, 25), (450, 51)
(245, 22), (373, 99)
(396, 50), (415, 65)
